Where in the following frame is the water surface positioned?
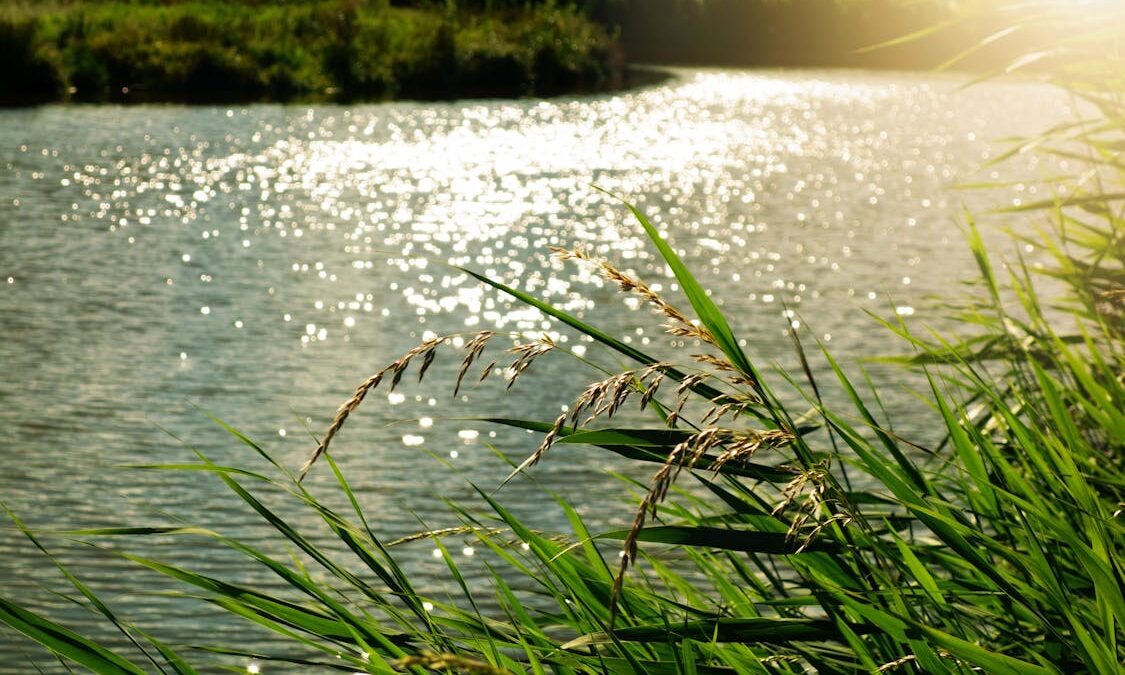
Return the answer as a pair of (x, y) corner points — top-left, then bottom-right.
(0, 68), (1069, 669)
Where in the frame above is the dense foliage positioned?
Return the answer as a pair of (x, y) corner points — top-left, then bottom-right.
(0, 0), (620, 103)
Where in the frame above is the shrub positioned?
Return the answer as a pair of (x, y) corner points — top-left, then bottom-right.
(0, 16), (66, 102)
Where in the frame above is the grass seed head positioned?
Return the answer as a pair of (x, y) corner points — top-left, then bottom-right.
(455, 331), (494, 396)
(301, 335), (449, 480)
(608, 424), (794, 625)
(552, 245), (717, 346)
(391, 652), (513, 674)
(504, 334), (556, 391)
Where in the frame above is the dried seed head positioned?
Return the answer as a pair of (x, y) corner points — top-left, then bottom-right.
(497, 413), (569, 490)
(609, 428), (722, 626)
(768, 460), (852, 551)
(417, 346), (438, 382)
(667, 321), (717, 344)
(877, 655), (919, 673)
(391, 652), (512, 675)
(531, 414), (568, 468)
(569, 378), (605, 425)
(593, 371), (638, 420)
(608, 424), (794, 626)
(665, 394), (689, 427)
(455, 331), (494, 396)
(700, 403), (734, 426)
(639, 368), (666, 411)
(505, 366), (679, 492)
(505, 334), (556, 391)
(389, 361), (407, 390)
(300, 367), (388, 480)
(301, 336), (448, 480)
(710, 429), (795, 472)
(693, 353), (736, 372)
(565, 370), (643, 427)
(773, 464), (826, 516)
(552, 246), (717, 347)
(675, 372), (710, 397)
(388, 336), (446, 391)
(791, 512), (852, 553)
(387, 525), (504, 547)
(609, 491), (655, 626)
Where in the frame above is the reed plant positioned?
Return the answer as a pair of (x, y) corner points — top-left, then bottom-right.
(1, 2), (1122, 673)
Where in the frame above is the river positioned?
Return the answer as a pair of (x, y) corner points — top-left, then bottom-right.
(0, 68), (1070, 670)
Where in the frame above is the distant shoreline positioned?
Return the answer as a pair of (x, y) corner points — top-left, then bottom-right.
(1, 1), (624, 107)
(1, 0), (1036, 108)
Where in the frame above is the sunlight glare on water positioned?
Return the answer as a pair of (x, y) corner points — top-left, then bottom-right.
(0, 68), (1071, 669)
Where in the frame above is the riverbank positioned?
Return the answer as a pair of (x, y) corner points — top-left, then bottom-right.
(0, 1), (623, 105)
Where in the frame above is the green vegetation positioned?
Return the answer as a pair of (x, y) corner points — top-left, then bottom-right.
(2, 2), (1123, 673)
(0, 0), (621, 104)
(0, 0), (1055, 105)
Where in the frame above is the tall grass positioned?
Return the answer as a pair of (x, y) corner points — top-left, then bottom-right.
(1, 2), (1122, 673)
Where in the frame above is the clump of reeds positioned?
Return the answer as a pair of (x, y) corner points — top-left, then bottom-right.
(301, 244), (820, 624)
